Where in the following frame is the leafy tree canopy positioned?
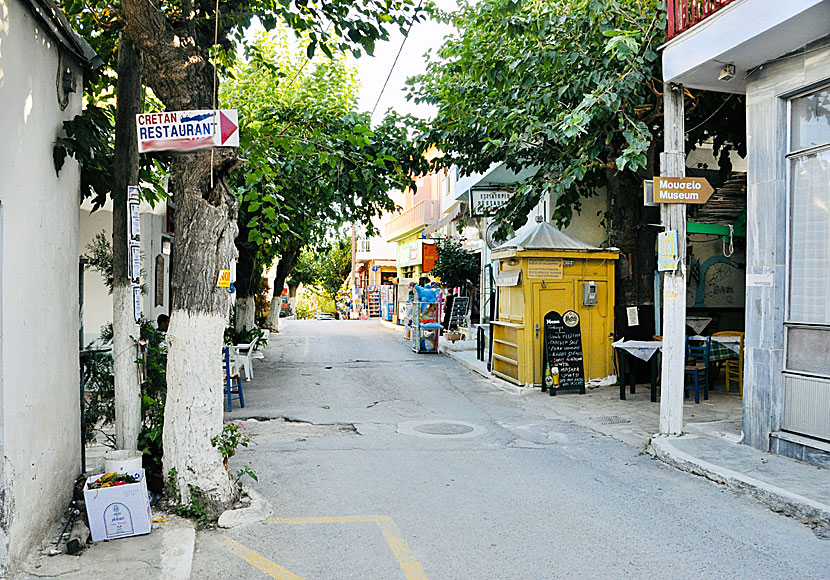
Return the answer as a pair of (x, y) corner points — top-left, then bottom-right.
(431, 237), (479, 290)
(222, 30), (428, 299)
(407, 0), (745, 232)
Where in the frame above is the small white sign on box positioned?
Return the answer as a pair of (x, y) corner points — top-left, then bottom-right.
(84, 469), (152, 542)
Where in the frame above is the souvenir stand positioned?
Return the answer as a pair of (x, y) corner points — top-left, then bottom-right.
(412, 285), (443, 354)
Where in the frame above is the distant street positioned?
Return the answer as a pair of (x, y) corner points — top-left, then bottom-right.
(191, 320), (829, 580)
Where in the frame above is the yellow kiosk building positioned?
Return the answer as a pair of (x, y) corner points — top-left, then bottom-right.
(491, 221), (618, 387)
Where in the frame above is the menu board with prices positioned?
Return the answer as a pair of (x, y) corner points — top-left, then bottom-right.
(542, 310), (586, 395)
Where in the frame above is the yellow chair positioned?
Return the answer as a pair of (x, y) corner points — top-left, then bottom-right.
(713, 331), (744, 396)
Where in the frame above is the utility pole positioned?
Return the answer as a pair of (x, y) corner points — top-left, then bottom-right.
(659, 83), (686, 435)
(351, 222), (357, 318)
(112, 32), (143, 450)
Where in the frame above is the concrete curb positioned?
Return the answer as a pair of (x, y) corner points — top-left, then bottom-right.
(650, 436), (830, 527)
(218, 489), (273, 529)
(159, 521), (196, 580)
(440, 348), (532, 397)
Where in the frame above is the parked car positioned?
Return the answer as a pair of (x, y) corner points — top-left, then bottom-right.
(315, 312), (336, 320)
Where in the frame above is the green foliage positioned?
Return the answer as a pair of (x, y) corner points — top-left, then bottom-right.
(136, 321), (168, 474)
(80, 346), (115, 445)
(431, 238), (480, 290)
(408, 0), (745, 232)
(223, 326), (267, 347)
(211, 422), (253, 461)
(79, 319), (167, 464)
(234, 465), (258, 490)
(166, 469), (213, 526)
(53, 102), (168, 210)
(83, 231), (114, 293)
(223, 31), (428, 299)
(288, 237), (352, 301)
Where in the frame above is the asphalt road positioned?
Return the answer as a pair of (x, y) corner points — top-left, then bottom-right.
(191, 320), (829, 579)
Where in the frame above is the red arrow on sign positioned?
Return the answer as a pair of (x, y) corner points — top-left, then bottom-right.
(220, 111), (238, 145)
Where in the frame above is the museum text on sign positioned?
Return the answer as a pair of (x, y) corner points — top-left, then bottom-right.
(653, 176), (714, 204)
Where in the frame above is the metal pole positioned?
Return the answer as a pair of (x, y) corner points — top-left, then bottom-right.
(351, 222), (357, 317)
(79, 258), (87, 473)
(659, 83), (687, 435)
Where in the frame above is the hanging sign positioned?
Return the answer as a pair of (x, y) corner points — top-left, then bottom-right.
(136, 109), (239, 153)
(542, 310), (586, 395)
(130, 244), (142, 282)
(132, 284), (142, 324)
(657, 230), (679, 271)
(217, 269), (231, 288)
(128, 185), (141, 245)
(653, 177), (714, 204)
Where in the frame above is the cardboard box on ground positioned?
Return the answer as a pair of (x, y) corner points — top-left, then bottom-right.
(84, 468), (152, 542)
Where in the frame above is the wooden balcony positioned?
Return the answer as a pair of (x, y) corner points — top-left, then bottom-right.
(666, 0), (737, 40)
(384, 200), (438, 242)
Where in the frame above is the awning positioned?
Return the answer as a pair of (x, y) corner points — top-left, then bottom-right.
(423, 203), (464, 237)
(496, 269), (522, 287)
(453, 162), (540, 202)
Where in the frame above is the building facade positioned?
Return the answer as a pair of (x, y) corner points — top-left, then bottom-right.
(0, 0), (99, 570)
(662, 0), (830, 465)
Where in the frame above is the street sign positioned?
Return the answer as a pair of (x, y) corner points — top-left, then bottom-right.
(136, 109), (239, 153)
(653, 176), (714, 204)
(217, 269), (231, 288)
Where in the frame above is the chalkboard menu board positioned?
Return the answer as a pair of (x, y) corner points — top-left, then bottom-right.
(449, 296), (469, 329)
(542, 310), (586, 395)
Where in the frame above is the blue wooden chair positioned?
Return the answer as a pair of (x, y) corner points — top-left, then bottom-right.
(223, 346), (244, 411)
(684, 336), (711, 404)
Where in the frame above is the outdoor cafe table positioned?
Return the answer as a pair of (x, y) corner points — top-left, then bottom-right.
(612, 335), (741, 402)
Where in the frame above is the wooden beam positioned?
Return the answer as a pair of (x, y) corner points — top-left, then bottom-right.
(659, 83), (687, 435)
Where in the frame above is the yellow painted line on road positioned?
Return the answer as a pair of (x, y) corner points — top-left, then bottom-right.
(225, 537), (305, 580)
(374, 517), (430, 580)
(266, 515), (429, 580)
(268, 515), (382, 524)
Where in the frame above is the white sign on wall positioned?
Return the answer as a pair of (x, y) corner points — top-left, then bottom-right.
(136, 109), (239, 153)
(470, 189), (511, 217)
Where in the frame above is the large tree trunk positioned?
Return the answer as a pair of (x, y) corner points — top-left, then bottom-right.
(266, 242), (300, 329)
(112, 33), (142, 451)
(164, 151), (238, 510)
(606, 168), (659, 307)
(233, 231), (258, 331)
(235, 296), (256, 331)
(122, 0), (238, 512)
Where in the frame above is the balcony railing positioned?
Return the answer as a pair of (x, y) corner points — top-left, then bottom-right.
(666, 0), (737, 40)
(384, 200), (438, 241)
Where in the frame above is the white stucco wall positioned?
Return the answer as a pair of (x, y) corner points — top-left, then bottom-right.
(0, 0), (86, 569)
(80, 201), (170, 343)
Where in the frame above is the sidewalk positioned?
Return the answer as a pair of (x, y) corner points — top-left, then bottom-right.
(438, 340), (830, 529)
(16, 515), (196, 580)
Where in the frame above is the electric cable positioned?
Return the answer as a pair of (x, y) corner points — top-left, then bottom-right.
(371, 0), (424, 116)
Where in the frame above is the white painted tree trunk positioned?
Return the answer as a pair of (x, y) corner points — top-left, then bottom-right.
(113, 285), (141, 450)
(266, 295), (280, 331)
(235, 295), (256, 331)
(163, 312), (235, 507)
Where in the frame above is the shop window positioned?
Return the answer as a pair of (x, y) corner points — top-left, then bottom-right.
(786, 84), (830, 376)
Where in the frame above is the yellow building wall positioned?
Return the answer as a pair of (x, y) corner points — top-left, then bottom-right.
(492, 251), (617, 387)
